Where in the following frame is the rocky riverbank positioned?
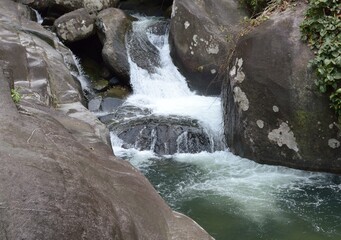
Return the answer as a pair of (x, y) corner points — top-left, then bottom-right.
(0, 0), (212, 239)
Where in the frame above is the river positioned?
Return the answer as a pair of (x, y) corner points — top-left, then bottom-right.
(95, 16), (341, 240)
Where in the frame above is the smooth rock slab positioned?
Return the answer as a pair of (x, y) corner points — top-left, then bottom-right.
(222, 2), (341, 173)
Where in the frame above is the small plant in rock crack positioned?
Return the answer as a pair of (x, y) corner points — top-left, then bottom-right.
(11, 88), (21, 104)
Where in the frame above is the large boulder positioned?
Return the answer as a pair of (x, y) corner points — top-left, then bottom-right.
(0, 0), (213, 239)
(169, 0), (247, 95)
(54, 8), (95, 42)
(222, 3), (341, 173)
(18, 0), (119, 13)
(103, 105), (216, 154)
(0, 1), (82, 106)
(96, 8), (134, 85)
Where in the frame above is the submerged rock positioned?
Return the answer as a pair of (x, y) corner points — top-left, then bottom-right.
(103, 105), (215, 154)
(169, 0), (247, 95)
(222, 3), (341, 173)
(127, 19), (169, 74)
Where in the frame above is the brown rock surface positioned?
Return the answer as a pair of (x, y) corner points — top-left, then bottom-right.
(0, 0), (213, 239)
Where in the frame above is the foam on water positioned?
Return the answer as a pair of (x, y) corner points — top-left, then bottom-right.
(110, 16), (341, 238)
(126, 16), (223, 137)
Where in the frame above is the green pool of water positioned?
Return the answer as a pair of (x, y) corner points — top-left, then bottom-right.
(120, 150), (341, 240)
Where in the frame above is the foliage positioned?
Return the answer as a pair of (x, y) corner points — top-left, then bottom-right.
(11, 88), (21, 104)
(239, 0), (271, 16)
(300, 0), (341, 117)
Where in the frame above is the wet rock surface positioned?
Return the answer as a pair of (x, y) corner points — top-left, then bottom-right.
(169, 0), (247, 95)
(101, 105), (214, 155)
(222, 3), (341, 173)
(54, 8), (95, 42)
(96, 8), (134, 84)
(0, 1), (213, 239)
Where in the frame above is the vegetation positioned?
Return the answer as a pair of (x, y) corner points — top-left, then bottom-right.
(300, 0), (341, 118)
(11, 88), (21, 104)
(240, 0), (271, 16)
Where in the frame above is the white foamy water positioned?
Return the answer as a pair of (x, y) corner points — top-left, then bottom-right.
(125, 17), (223, 137)
(109, 17), (341, 238)
(31, 8), (43, 24)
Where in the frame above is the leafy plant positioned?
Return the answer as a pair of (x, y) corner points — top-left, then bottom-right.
(11, 88), (21, 104)
(240, 0), (271, 16)
(300, 0), (341, 117)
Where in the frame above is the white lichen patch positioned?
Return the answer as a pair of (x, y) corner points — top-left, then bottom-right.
(206, 43), (219, 54)
(268, 122), (299, 152)
(210, 69), (216, 74)
(171, 5), (178, 18)
(192, 35), (198, 46)
(230, 58), (245, 86)
(256, 120), (264, 129)
(184, 21), (190, 29)
(273, 105), (279, 112)
(233, 87), (249, 111)
(328, 139), (340, 149)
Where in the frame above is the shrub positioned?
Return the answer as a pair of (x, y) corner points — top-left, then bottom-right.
(300, 0), (341, 118)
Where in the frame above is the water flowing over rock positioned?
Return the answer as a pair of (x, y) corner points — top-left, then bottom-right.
(104, 106), (215, 154)
(96, 8), (134, 84)
(0, 1), (213, 239)
(54, 8), (95, 42)
(222, 3), (341, 173)
(127, 18), (169, 74)
(169, 0), (247, 95)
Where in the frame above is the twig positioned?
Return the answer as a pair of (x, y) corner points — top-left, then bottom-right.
(27, 128), (40, 144)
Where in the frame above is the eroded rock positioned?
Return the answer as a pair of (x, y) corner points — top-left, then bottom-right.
(169, 0), (247, 95)
(0, 1), (213, 238)
(222, 3), (341, 173)
(54, 8), (95, 42)
(96, 8), (134, 84)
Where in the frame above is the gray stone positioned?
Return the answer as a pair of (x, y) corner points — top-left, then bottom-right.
(101, 97), (123, 112)
(20, 0), (119, 13)
(222, 2), (341, 173)
(0, 1), (213, 238)
(54, 8), (95, 42)
(111, 115), (215, 155)
(96, 8), (134, 84)
(169, 0), (247, 95)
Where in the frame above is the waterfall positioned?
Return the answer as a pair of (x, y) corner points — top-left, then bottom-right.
(107, 16), (341, 240)
(31, 8), (43, 24)
(109, 16), (224, 154)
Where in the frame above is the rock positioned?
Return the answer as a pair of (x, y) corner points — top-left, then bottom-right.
(169, 0), (247, 95)
(96, 8), (134, 84)
(0, 1), (213, 239)
(54, 8), (95, 42)
(0, 0), (82, 106)
(101, 97), (123, 112)
(118, 0), (173, 16)
(127, 18), (169, 74)
(20, 0), (119, 13)
(104, 105), (216, 154)
(88, 96), (103, 112)
(222, 3), (341, 173)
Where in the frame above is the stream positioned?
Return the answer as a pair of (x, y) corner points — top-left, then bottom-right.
(82, 16), (341, 240)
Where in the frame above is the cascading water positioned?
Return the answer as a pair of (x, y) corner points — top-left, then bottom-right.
(105, 17), (341, 240)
